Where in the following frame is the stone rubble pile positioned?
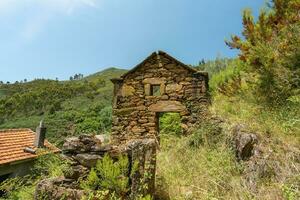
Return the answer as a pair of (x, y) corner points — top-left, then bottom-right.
(62, 134), (114, 170)
(35, 134), (157, 200)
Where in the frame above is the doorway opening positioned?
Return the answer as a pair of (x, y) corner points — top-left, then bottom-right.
(157, 112), (182, 136)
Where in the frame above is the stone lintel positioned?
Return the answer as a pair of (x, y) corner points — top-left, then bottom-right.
(148, 101), (186, 112)
(142, 78), (166, 85)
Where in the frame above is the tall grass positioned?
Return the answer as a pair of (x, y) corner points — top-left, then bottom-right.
(156, 134), (250, 200)
(156, 84), (299, 199)
(211, 92), (300, 143)
(210, 92), (300, 199)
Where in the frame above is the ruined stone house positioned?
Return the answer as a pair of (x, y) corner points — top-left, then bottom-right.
(111, 51), (210, 145)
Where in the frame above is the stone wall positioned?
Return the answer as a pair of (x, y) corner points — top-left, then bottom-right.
(111, 51), (210, 145)
(35, 135), (157, 199)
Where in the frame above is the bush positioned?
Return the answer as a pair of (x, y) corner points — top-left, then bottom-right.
(0, 153), (69, 200)
(81, 154), (129, 198)
(209, 59), (246, 95)
(226, 0), (300, 105)
(32, 153), (71, 178)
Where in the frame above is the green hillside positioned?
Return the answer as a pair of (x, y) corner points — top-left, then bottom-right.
(0, 90), (6, 98)
(0, 67), (127, 145)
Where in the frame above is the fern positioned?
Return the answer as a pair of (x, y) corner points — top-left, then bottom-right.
(80, 154), (130, 198)
(80, 168), (99, 190)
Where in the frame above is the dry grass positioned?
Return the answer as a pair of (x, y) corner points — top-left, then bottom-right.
(156, 134), (251, 200)
(156, 93), (300, 200)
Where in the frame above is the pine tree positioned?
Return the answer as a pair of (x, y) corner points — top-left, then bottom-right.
(226, 0), (300, 104)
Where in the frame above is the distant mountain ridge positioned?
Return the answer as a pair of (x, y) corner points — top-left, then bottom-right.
(84, 67), (127, 80)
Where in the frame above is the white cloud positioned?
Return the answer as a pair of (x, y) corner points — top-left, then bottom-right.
(39, 0), (99, 15)
(0, 0), (100, 41)
(0, 0), (99, 13)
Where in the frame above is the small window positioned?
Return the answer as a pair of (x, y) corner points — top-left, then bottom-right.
(151, 85), (161, 96)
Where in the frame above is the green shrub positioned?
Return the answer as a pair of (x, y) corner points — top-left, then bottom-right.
(81, 154), (129, 198)
(0, 176), (35, 200)
(226, 0), (300, 105)
(0, 153), (69, 200)
(96, 154), (129, 194)
(32, 153), (70, 178)
(209, 59), (246, 94)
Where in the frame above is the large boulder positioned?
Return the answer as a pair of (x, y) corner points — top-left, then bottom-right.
(91, 143), (113, 153)
(62, 134), (111, 154)
(75, 153), (102, 168)
(62, 137), (84, 153)
(79, 134), (96, 145)
(95, 134), (110, 143)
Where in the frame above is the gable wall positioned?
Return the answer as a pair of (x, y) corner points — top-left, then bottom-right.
(111, 53), (210, 144)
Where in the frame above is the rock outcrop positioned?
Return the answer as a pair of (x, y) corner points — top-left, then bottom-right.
(232, 124), (259, 161)
(231, 124), (279, 193)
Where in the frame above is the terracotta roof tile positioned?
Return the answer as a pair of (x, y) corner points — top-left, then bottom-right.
(0, 129), (60, 165)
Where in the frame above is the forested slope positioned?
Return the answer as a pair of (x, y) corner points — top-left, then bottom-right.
(0, 67), (127, 145)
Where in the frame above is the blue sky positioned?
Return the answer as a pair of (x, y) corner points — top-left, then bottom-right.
(0, 0), (264, 82)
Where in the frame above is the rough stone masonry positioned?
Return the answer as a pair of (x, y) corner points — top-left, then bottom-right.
(111, 51), (210, 145)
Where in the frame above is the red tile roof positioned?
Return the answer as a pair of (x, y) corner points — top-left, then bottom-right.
(0, 129), (60, 165)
